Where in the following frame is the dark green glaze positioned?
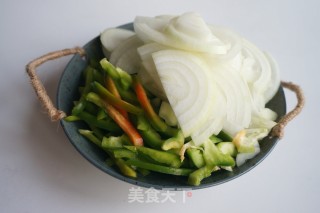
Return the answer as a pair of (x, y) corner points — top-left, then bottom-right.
(56, 23), (286, 190)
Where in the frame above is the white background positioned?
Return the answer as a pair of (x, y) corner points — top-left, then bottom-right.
(1, 0), (319, 212)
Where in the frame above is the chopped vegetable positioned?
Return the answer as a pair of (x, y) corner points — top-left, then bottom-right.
(114, 158), (137, 178)
(136, 115), (163, 149)
(126, 159), (193, 176)
(105, 76), (129, 119)
(161, 130), (184, 151)
(78, 129), (102, 147)
(100, 28), (135, 58)
(89, 85), (142, 115)
(232, 128), (268, 153)
(101, 135), (130, 149)
(134, 146), (182, 168)
(188, 166), (219, 186)
(104, 103), (143, 147)
(203, 139), (235, 167)
(186, 148), (205, 169)
(217, 142), (237, 157)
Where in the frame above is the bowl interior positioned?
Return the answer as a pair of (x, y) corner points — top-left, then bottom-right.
(57, 23), (286, 190)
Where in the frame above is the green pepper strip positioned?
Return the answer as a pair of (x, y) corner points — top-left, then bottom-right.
(126, 159), (194, 176)
(136, 115), (163, 149)
(114, 158), (137, 178)
(116, 84), (139, 105)
(78, 131), (137, 177)
(100, 58), (120, 80)
(209, 135), (223, 143)
(92, 69), (104, 84)
(112, 149), (137, 159)
(78, 129), (102, 147)
(91, 83), (143, 115)
(97, 109), (108, 120)
(64, 115), (81, 122)
(186, 148), (205, 169)
(134, 146), (182, 168)
(217, 131), (233, 141)
(72, 66), (94, 115)
(187, 165), (216, 186)
(203, 139), (235, 167)
(77, 111), (121, 132)
(116, 67), (133, 90)
(101, 135), (131, 150)
(162, 131), (184, 151)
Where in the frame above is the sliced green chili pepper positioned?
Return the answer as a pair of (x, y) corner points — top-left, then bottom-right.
(97, 108), (108, 120)
(136, 115), (163, 149)
(100, 58), (120, 80)
(112, 148), (137, 159)
(114, 158), (137, 178)
(77, 111), (121, 132)
(209, 135), (223, 143)
(72, 66), (95, 115)
(101, 135), (130, 150)
(203, 139), (235, 167)
(126, 159), (194, 176)
(78, 129), (102, 147)
(188, 165), (217, 186)
(217, 131), (233, 142)
(90, 84), (143, 115)
(64, 115), (81, 122)
(134, 146), (182, 168)
(186, 148), (205, 169)
(116, 67), (133, 90)
(162, 130), (184, 151)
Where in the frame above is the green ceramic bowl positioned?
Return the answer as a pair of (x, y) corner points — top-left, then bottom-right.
(57, 23), (286, 190)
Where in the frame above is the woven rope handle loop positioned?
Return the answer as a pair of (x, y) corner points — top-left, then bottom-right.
(271, 81), (305, 139)
(26, 47), (86, 121)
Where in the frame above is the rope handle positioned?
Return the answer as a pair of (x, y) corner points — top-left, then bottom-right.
(26, 47), (86, 121)
(26, 48), (304, 139)
(271, 81), (305, 139)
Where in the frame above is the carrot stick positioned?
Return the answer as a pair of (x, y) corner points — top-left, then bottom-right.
(105, 76), (129, 119)
(86, 92), (143, 146)
(133, 76), (167, 131)
(105, 103), (143, 146)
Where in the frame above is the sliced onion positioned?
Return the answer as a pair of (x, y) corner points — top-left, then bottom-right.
(100, 28), (135, 58)
(241, 39), (273, 111)
(152, 49), (216, 142)
(263, 52), (281, 103)
(134, 12), (228, 54)
(134, 16), (171, 44)
(208, 25), (243, 61)
(102, 12), (282, 147)
(137, 60), (167, 100)
(136, 43), (168, 98)
(206, 63), (252, 136)
(109, 36), (143, 74)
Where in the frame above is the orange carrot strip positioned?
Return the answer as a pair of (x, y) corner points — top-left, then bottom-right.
(105, 103), (143, 146)
(133, 76), (167, 132)
(105, 76), (129, 119)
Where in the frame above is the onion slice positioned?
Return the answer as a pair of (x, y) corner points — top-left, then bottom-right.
(152, 49), (222, 145)
(100, 28), (135, 58)
(110, 36), (144, 74)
